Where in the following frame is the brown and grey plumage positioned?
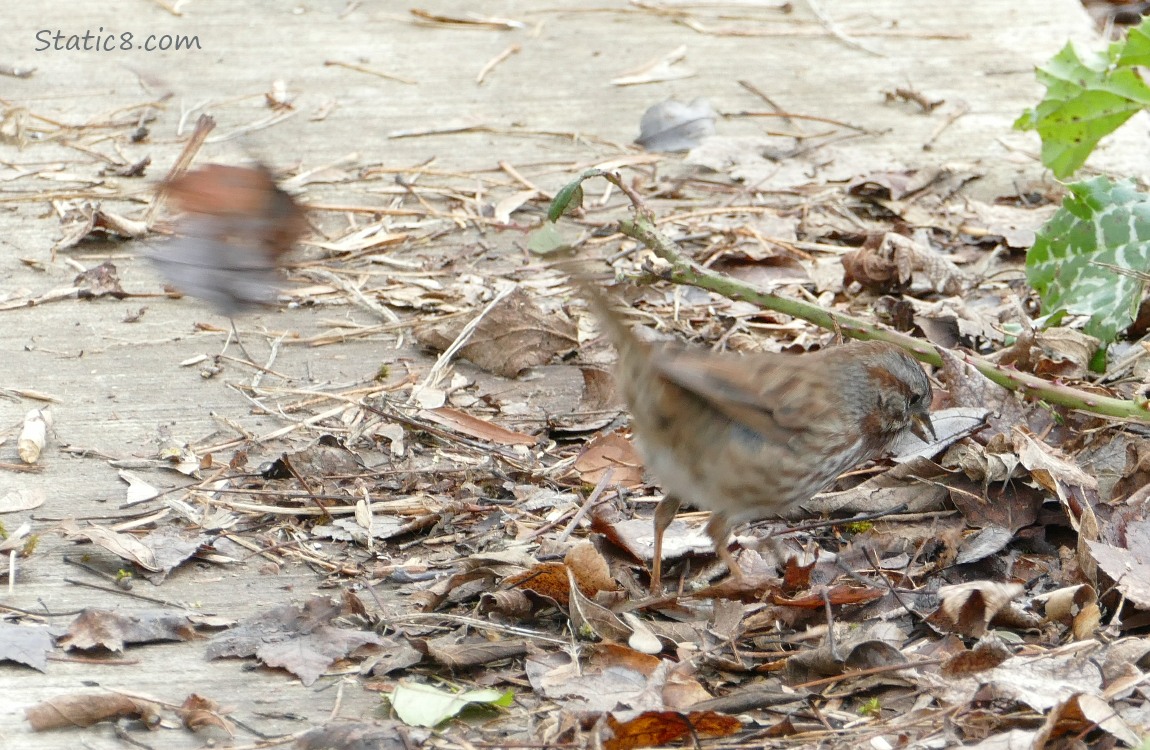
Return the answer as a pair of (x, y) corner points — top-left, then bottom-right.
(578, 281), (934, 591)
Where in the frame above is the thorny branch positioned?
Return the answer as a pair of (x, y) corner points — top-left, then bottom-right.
(559, 169), (1150, 423)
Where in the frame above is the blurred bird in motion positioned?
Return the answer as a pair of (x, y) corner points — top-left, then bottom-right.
(153, 163), (306, 316)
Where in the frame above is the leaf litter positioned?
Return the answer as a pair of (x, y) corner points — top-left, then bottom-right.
(6, 31), (1150, 750)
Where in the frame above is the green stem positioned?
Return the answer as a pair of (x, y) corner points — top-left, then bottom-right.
(592, 177), (1150, 422)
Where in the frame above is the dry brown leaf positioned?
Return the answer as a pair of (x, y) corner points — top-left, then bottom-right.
(421, 406), (537, 446)
(55, 205), (148, 252)
(60, 519), (161, 572)
(937, 348), (1051, 439)
(176, 694), (234, 736)
(940, 638), (1012, 677)
(136, 527), (210, 583)
(503, 562), (572, 605)
(423, 635), (527, 669)
(843, 232), (978, 295)
(918, 645), (1104, 713)
(1086, 540), (1150, 610)
(1033, 692), (1140, 748)
(966, 201), (1057, 249)
(296, 722), (429, 750)
(801, 456), (950, 517)
(73, 261), (126, 299)
(59, 609), (198, 652)
(0, 622), (54, 671)
(847, 168), (944, 200)
(525, 643), (710, 713)
(931, 581), (1024, 637)
(993, 326), (1100, 380)
(415, 286), (577, 377)
(593, 513), (712, 576)
(566, 567), (634, 645)
(1014, 427), (1101, 585)
(0, 488), (45, 513)
(565, 540), (617, 594)
(604, 711), (740, 750)
(477, 587), (535, 620)
(25, 693), (162, 731)
(574, 431), (645, 488)
(206, 596), (382, 686)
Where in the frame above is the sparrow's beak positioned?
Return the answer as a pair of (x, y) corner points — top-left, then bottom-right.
(911, 411), (936, 443)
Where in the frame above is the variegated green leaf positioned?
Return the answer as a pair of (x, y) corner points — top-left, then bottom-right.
(1027, 176), (1150, 345)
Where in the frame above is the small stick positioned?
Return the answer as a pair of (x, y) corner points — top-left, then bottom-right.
(324, 60), (417, 85)
(477, 44), (521, 84)
(557, 468), (615, 543)
(143, 113), (214, 226)
(408, 282), (516, 403)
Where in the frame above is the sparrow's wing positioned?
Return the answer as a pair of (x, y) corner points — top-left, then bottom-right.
(151, 214), (282, 316)
(651, 346), (839, 443)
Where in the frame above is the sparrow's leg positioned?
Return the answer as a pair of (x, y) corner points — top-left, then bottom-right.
(650, 494), (681, 593)
(704, 511), (743, 584)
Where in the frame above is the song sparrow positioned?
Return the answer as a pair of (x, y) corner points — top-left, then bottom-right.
(154, 164), (306, 316)
(580, 282), (935, 592)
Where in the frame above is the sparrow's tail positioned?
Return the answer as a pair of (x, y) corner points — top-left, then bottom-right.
(566, 273), (650, 360)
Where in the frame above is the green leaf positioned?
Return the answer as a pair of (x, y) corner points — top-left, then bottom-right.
(1026, 176), (1150, 344)
(1016, 18), (1150, 178)
(389, 682), (513, 728)
(1117, 21), (1150, 67)
(526, 221), (571, 255)
(547, 177), (589, 222)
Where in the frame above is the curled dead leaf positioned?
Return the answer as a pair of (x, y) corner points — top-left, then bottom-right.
(177, 694), (234, 736)
(940, 637), (1012, 677)
(843, 232), (976, 295)
(931, 581), (1024, 637)
(17, 408), (51, 464)
(25, 693), (162, 731)
(993, 326), (1099, 380)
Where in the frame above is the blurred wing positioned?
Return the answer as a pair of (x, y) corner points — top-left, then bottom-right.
(151, 214), (281, 316)
(156, 164), (304, 316)
(651, 346), (837, 443)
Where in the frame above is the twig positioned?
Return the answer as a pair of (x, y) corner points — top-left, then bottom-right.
(477, 44), (521, 84)
(298, 268), (402, 325)
(205, 110), (298, 142)
(63, 577), (200, 611)
(736, 79), (798, 131)
(408, 282), (516, 403)
(143, 113), (214, 227)
(323, 60), (417, 85)
(923, 101), (970, 151)
(807, 0), (884, 57)
(793, 658), (944, 689)
(557, 468), (614, 543)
